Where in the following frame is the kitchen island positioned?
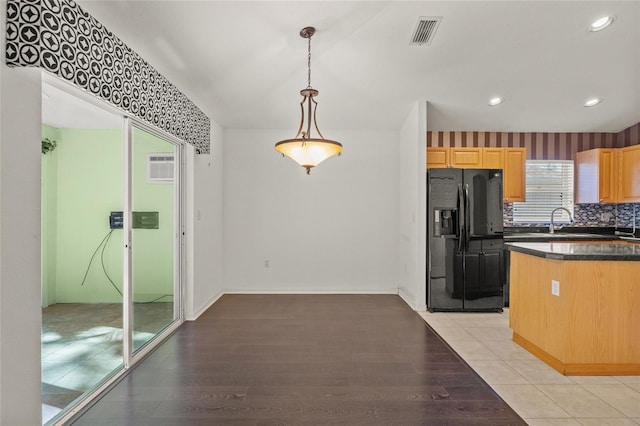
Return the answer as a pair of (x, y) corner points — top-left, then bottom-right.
(507, 242), (640, 375)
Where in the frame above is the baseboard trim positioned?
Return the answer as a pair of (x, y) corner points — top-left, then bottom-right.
(221, 289), (398, 295)
(186, 291), (223, 321)
(513, 333), (640, 376)
(397, 286), (416, 310)
(188, 290), (416, 320)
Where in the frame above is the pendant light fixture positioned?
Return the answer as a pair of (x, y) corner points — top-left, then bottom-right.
(275, 26), (342, 175)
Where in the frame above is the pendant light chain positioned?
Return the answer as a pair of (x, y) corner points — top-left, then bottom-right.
(307, 35), (312, 89)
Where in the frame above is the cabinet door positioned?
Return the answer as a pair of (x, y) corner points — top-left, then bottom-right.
(450, 148), (482, 168)
(575, 149), (599, 204)
(576, 148), (617, 203)
(482, 148), (504, 169)
(426, 147), (449, 168)
(503, 148), (526, 202)
(619, 145), (640, 203)
(599, 149), (617, 202)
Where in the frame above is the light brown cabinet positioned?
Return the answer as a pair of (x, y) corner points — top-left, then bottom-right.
(618, 145), (640, 203)
(426, 147), (450, 168)
(510, 250), (640, 375)
(449, 147), (483, 168)
(575, 148), (617, 204)
(503, 148), (527, 202)
(575, 145), (640, 204)
(482, 148), (505, 169)
(426, 147), (527, 202)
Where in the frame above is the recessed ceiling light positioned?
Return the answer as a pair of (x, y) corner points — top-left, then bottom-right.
(589, 16), (614, 32)
(488, 97), (503, 106)
(584, 98), (602, 107)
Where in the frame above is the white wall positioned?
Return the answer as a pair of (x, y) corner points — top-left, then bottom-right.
(223, 128), (399, 293)
(0, 29), (44, 426)
(397, 101), (428, 310)
(188, 121), (225, 319)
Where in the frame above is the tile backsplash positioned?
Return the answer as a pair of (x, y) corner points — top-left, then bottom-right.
(614, 203), (640, 228)
(504, 202), (640, 229)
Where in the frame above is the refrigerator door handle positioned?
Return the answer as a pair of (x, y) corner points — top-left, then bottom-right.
(464, 183), (470, 249)
(457, 184), (464, 253)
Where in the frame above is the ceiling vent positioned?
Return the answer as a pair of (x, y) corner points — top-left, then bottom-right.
(410, 16), (442, 46)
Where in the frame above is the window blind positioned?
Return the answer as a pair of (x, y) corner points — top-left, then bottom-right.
(512, 160), (574, 224)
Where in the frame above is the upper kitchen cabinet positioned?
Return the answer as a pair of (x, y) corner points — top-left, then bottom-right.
(450, 147), (483, 168)
(482, 148), (505, 169)
(575, 148), (617, 204)
(503, 148), (526, 202)
(425, 146), (527, 202)
(426, 147), (450, 168)
(618, 145), (640, 203)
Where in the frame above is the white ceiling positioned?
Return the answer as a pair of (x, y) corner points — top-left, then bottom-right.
(54, 1), (640, 133)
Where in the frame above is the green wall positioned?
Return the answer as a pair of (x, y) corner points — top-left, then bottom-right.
(41, 125), (175, 304)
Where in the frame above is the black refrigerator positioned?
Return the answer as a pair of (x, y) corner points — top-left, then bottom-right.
(427, 168), (505, 312)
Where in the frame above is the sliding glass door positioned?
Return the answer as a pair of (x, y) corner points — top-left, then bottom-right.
(130, 126), (179, 352)
(42, 79), (184, 425)
(41, 83), (126, 424)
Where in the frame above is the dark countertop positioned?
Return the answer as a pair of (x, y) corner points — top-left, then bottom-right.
(506, 242), (640, 261)
(503, 226), (637, 242)
(504, 233), (616, 242)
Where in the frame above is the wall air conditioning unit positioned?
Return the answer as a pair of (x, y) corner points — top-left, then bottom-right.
(147, 153), (175, 183)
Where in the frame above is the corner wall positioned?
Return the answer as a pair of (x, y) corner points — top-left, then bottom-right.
(398, 101), (428, 310)
(222, 128), (399, 294)
(188, 120), (224, 319)
(0, 63), (43, 425)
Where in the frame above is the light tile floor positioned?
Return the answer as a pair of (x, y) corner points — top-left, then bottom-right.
(419, 309), (640, 426)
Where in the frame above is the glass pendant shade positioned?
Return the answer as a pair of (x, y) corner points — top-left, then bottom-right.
(275, 138), (342, 174)
(275, 26), (342, 175)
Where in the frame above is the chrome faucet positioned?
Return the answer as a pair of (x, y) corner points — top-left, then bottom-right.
(549, 207), (573, 233)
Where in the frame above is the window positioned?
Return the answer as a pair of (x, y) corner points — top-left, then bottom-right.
(147, 153), (175, 183)
(512, 160), (574, 224)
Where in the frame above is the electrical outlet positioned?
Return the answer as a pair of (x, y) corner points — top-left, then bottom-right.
(600, 212), (611, 222)
(264, 259), (270, 268)
(551, 280), (560, 296)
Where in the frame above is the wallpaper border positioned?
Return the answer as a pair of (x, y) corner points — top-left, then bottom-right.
(5, 0), (210, 154)
(426, 122), (640, 161)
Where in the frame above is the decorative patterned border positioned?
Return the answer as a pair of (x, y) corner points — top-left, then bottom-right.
(5, 0), (210, 154)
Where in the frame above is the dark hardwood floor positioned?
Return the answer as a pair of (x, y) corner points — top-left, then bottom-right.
(71, 294), (526, 425)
